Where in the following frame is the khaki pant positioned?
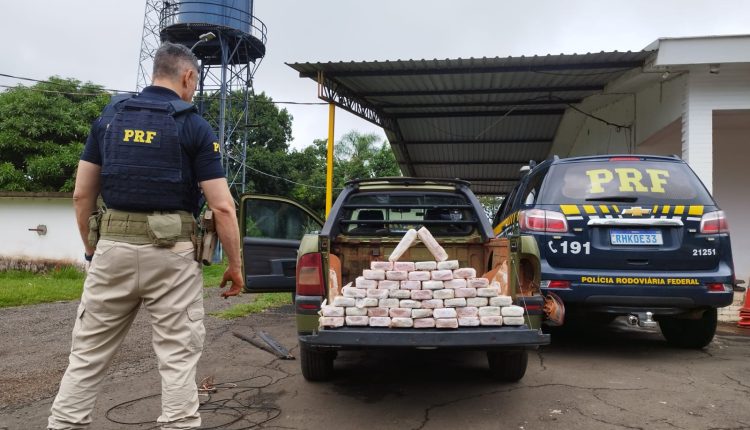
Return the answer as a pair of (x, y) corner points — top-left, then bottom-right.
(48, 240), (205, 430)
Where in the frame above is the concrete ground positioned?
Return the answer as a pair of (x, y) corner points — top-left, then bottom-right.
(1, 290), (749, 430)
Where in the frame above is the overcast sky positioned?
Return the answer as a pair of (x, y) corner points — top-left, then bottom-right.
(1, 0), (748, 150)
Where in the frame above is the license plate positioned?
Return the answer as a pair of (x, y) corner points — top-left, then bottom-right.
(610, 229), (663, 245)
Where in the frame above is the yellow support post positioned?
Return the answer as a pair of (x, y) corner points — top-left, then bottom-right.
(325, 103), (335, 218)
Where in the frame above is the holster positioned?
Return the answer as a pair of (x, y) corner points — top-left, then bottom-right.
(87, 208), (105, 248)
(195, 209), (218, 265)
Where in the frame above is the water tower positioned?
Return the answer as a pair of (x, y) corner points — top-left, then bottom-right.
(136, 0), (267, 194)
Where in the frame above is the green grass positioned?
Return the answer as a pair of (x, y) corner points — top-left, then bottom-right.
(211, 293), (293, 319)
(0, 267), (84, 308)
(202, 261), (227, 287)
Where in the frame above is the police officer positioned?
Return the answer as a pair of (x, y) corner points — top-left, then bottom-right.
(48, 42), (243, 429)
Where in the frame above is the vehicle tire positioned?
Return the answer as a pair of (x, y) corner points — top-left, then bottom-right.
(299, 343), (335, 381)
(487, 349), (528, 382)
(659, 308), (717, 349)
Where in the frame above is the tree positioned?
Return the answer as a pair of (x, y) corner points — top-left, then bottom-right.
(0, 77), (109, 192)
(334, 131), (401, 182)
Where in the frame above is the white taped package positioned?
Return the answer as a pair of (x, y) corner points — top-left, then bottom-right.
(389, 289), (412, 299)
(501, 305), (525, 317)
(415, 261), (437, 271)
(436, 260), (459, 270)
(433, 289), (455, 300)
(391, 317), (414, 328)
(378, 280), (399, 290)
(386, 270), (408, 281)
(422, 280), (444, 290)
(379, 298), (400, 308)
(411, 290), (433, 300)
(454, 288), (478, 298)
(466, 297), (489, 307)
(342, 286), (366, 298)
(480, 316), (503, 326)
(412, 308), (433, 319)
(388, 228), (417, 262)
(321, 306), (344, 317)
(478, 306), (501, 317)
(320, 317), (344, 328)
(456, 306), (478, 318)
(444, 298), (467, 307)
(489, 295), (513, 307)
(367, 289), (390, 299)
(332, 296), (355, 307)
(458, 317), (480, 327)
(355, 277), (377, 289)
(368, 307), (389, 317)
(433, 307), (458, 319)
(421, 299), (445, 309)
(477, 287), (500, 297)
(503, 316), (526, 326)
(370, 261), (393, 271)
(443, 279), (467, 289)
(467, 278), (490, 288)
(346, 316), (369, 326)
(345, 307), (368, 316)
(417, 227), (449, 261)
(400, 280), (422, 290)
(389, 308), (412, 318)
(414, 318), (436, 328)
(355, 297), (378, 308)
(399, 299), (422, 308)
(408, 271), (431, 281)
(453, 267), (477, 279)
(431, 270), (453, 281)
(363, 269), (385, 280)
(436, 318), (458, 329)
(369, 317), (391, 327)
(394, 261), (416, 272)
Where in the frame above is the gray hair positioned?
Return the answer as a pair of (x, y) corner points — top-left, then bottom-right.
(152, 42), (200, 80)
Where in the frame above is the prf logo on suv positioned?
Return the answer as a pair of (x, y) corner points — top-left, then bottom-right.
(493, 155), (735, 348)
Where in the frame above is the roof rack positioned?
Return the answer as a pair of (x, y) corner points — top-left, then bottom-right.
(346, 177), (472, 188)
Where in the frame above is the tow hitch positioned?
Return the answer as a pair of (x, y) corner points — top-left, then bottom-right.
(627, 312), (658, 328)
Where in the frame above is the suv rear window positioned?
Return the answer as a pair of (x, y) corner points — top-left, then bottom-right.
(539, 160), (715, 206)
(340, 192), (475, 236)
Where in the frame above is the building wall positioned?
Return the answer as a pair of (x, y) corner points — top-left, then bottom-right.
(0, 197), (84, 263)
(712, 110), (750, 283)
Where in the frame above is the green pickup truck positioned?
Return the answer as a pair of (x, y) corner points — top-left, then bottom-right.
(240, 178), (550, 381)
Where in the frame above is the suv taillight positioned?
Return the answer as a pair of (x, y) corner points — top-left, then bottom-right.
(520, 209), (568, 233)
(700, 211), (729, 234)
(296, 252), (325, 296)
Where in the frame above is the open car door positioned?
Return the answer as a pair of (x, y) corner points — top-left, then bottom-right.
(240, 194), (324, 293)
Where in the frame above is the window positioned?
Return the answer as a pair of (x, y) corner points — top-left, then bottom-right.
(244, 199), (320, 240)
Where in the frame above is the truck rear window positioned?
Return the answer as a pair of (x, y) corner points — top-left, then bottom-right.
(341, 193), (476, 236)
(539, 160), (715, 206)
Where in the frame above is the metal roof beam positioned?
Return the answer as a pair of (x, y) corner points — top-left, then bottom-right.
(397, 108), (565, 119)
(380, 98), (580, 110)
(361, 85), (605, 97)
(300, 61), (644, 78)
(397, 139), (552, 145)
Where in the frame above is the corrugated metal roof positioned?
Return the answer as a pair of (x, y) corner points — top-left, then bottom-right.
(288, 51), (653, 195)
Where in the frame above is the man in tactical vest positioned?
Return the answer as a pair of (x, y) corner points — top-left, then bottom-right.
(48, 42), (243, 430)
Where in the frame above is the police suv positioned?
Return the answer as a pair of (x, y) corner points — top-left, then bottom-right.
(493, 155), (735, 348)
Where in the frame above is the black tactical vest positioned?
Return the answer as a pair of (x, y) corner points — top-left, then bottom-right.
(101, 96), (196, 212)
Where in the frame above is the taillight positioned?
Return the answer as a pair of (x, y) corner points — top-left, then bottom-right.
(700, 211), (729, 234)
(706, 283), (730, 292)
(520, 209), (568, 233)
(541, 280), (571, 289)
(296, 252), (324, 296)
(609, 156), (640, 162)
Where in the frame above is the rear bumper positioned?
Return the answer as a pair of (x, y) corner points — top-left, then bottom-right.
(299, 326), (549, 350)
(540, 263), (734, 313)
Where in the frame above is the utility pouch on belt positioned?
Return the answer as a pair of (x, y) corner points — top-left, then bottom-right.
(196, 209), (218, 265)
(146, 213), (183, 247)
(87, 208), (105, 248)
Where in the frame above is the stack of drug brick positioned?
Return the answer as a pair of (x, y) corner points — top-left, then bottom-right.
(320, 227), (525, 329)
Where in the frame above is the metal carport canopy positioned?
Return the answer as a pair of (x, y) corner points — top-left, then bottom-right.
(288, 51), (652, 195)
